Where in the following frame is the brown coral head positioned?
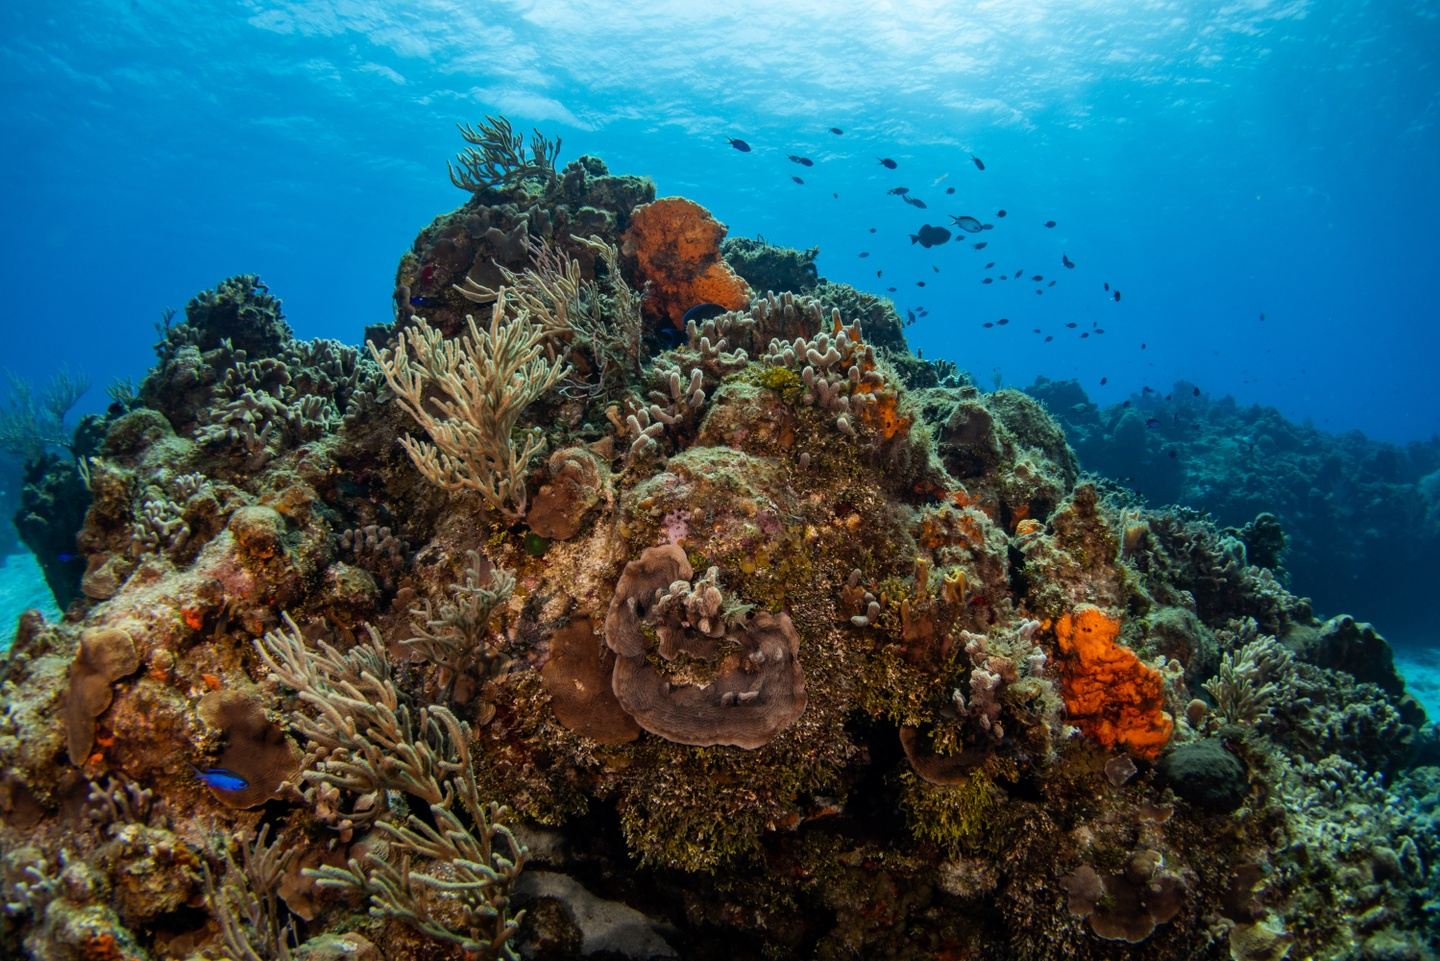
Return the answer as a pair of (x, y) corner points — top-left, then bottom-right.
(64, 627), (141, 766)
(197, 689), (301, 808)
(540, 617), (640, 745)
(604, 544), (693, 659)
(610, 611), (807, 750)
(1062, 852), (1185, 943)
(620, 196), (752, 326)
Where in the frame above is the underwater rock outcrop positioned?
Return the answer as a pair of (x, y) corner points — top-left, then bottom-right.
(1, 119), (1436, 961)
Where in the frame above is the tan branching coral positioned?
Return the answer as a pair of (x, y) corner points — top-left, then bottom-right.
(256, 615), (527, 957)
(621, 197), (752, 326)
(447, 116), (562, 193)
(369, 289), (570, 519)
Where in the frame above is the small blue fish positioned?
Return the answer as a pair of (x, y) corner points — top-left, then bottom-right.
(56, 551), (78, 563)
(193, 766), (249, 792)
(410, 295), (440, 308)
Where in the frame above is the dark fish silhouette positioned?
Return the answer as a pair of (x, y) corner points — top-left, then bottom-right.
(1045, 335), (1054, 342)
(727, 138), (751, 152)
(910, 224), (952, 247)
(950, 215), (984, 233)
(1095, 328), (1105, 334)
(788, 155), (814, 166)
(1062, 254), (1075, 269)
(1013, 269), (1023, 279)
(1193, 386), (1201, 396)
(981, 223), (995, 230)
(888, 186), (910, 195)
(858, 252), (869, 258)
(907, 309), (916, 325)
(1169, 449), (1178, 459)
(984, 262), (995, 268)
(997, 317), (1009, 326)
(1044, 220), (1056, 228)
(917, 281), (926, 287)
(946, 186), (956, 194)
(682, 303), (729, 325)
(1122, 400), (1132, 408)
(997, 209), (1007, 218)
(1113, 290), (1122, 302)
(877, 270), (883, 277)
(932, 265), (940, 272)
(1146, 418), (1161, 428)
(972, 155), (985, 171)
(792, 176), (805, 184)
(1100, 377), (1108, 385)
(1065, 322), (1078, 328)
(1104, 282), (1111, 291)
(1048, 280), (1057, 287)
(1141, 343), (1147, 349)
(1031, 275), (1043, 282)
(903, 195), (928, 208)
(869, 227), (877, 233)
(974, 241), (988, 250)
(833, 192), (839, 199)
(879, 157), (898, 169)
(983, 322), (994, 328)
(1080, 332), (1089, 338)
(888, 286), (897, 291)
(830, 127), (844, 135)
(982, 278), (993, 284)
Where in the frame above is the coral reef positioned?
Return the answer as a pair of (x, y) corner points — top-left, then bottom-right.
(1, 119), (1435, 961)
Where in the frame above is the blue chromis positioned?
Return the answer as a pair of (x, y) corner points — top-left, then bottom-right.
(193, 766), (249, 792)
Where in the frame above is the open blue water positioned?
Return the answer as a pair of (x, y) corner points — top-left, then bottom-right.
(1, 0), (1436, 443)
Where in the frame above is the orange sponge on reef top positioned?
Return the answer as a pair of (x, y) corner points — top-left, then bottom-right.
(621, 197), (752, 327)
(1054, 606), (1173, 759)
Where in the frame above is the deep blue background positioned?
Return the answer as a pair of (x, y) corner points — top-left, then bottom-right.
(1, 0), (1436, 443)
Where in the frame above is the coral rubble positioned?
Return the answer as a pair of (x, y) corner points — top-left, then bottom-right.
(2, 121), (1436, 961)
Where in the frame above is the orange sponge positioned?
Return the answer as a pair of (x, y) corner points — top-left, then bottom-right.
(621, 197), (752, 327)
(1054, 606), (1173, 759)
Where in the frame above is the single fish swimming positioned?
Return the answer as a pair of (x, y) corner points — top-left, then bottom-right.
(949, 215), (984, 233)
(726, 138), (752, 152)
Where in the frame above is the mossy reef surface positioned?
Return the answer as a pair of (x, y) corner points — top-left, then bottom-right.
(3, 123), (1437, 961)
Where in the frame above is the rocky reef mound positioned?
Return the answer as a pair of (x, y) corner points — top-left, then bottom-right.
(2, 120), (1437, 961)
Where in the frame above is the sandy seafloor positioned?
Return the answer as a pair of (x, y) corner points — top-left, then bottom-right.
(1, 547), (1437, 724)
(0, 551), (62, 652)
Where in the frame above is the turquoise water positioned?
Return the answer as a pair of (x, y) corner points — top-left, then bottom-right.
(1, 0), (1436, 442)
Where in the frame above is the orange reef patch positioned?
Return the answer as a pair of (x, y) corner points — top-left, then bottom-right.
(621, 196), (752, 327)
(1053, 605), (1173, 759)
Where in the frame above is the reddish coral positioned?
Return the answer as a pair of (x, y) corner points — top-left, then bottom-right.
(1053, 606), (1173, 759)
(621, 197), (752, 326)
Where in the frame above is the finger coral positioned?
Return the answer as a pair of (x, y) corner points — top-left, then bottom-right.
(620, 196), (752, 327)
(1053, 605), (1174, 759)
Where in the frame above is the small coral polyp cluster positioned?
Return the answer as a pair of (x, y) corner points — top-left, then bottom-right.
(1, 120), (1435, 960)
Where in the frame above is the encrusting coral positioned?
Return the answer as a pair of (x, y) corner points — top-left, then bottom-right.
(1052, 605), (1175, 759)
(620, 196), (752, 327)
(0, 117), (1435, 961)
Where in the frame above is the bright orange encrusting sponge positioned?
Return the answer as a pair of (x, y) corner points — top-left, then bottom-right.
(1054, 605), (1173, 759)
(621, 197), (752, 327)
